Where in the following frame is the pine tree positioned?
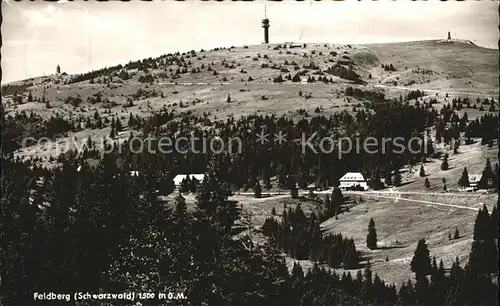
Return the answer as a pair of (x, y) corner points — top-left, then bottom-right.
(426, 138), (435, 156)
(419, 164), (426, 177)
(195, 159), (240, 234)
(254, 181), (262, 198)
(370, 170), (383, 190)
(441, 154), (449, 171)
(86, 135), (93, 149)
(366, 218), (377, 249)
(290, 261), (304, 289)
(342, 248), (356, 269)
(128, 112), (134, 128)
(424, 178), (430, 189)
(190, 177), (200, 193)
(392, 170), (402, 187)
(109, 126), (115, 139)
(180, 177), (190, 193)
(474, 204), (489, 238)
(490, 205), (498, 240)
(384, 175), (392, 186)
(478, 158), (494, 189)
(115, 118), (123, 132)
(290, 185), (298, 199)
(264, 180), (272, 191)
(323, 194), (331, 212)
(174, 193), (187, 220)
(362, 264), (373, 300)
(494, 163), (499, 190)
(458, 167), (470, 187)
(331, 187), (343, 215)
(410, 238), (431, 281)
(454, 228), (460, 239)
(469, 205), (495, 274)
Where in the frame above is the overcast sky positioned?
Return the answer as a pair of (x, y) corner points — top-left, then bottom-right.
(2, 0), (498, 83)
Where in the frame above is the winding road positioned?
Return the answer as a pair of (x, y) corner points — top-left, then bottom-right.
(235, 189), (488, 212)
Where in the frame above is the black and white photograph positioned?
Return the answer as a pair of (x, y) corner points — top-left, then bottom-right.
(1, 1), (498, 305)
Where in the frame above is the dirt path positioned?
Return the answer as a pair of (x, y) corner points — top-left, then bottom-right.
(380, 68), (414, 84)
(344, 191), (481, 211)
(372, 83), (494, 97)
(235, 189), (485, 211)
(360, 190), (490, 197)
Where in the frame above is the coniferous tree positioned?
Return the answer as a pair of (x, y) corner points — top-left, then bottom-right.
(369, 170), (383, 190)
(478, 158), (494, 189)
(174, 193), (187, 222)
(254, 181), (262, 199)
(323, 194), (331, 212)
(361, 264), (373, 300)
(469, 205), (497, 275)
(264, 179), (272, 192)
(441, 154), (449, 171)
(366, 218), (377, 249)
(331, 187), (343, 215)
(410, 238), (432, 281)
(109, 126), (115, 139)
(180, 177), (190, 193)
(424, 178), (430, 189)
(392, 169), (402, 187)
(190, 176), (200, 193)
(490, 205), (498, 240)
(290, 185), (298, 199)
(426, 138), (435, 156)
(419, 164), (426, 177)
(195, 158), (239, 234)
(458, 167), (470, 187)
(115, 118), (123, 132)
(384, 175), (392, 187)
(494, 163), (499, 190)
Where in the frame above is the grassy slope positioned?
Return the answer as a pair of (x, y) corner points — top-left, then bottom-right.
(6, 40), (498, 165)
(364, 40), (499, 95)
(5, 40), (497, 123)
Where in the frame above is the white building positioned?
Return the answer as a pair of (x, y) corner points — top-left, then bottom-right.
(468, 174), (481, 188)
(339, 172), (368, 190)
(173, 174), (205, 187)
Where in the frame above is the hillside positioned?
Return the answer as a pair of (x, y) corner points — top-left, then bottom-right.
(3, 40), (498, 163)
(3, 40), (498, 121)
(365, 40), (499, 96)
(2, 39), (499, 292)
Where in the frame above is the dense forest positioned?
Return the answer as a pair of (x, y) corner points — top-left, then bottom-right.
(4, 94), (498, 191)
(1, 155), (498, 305)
